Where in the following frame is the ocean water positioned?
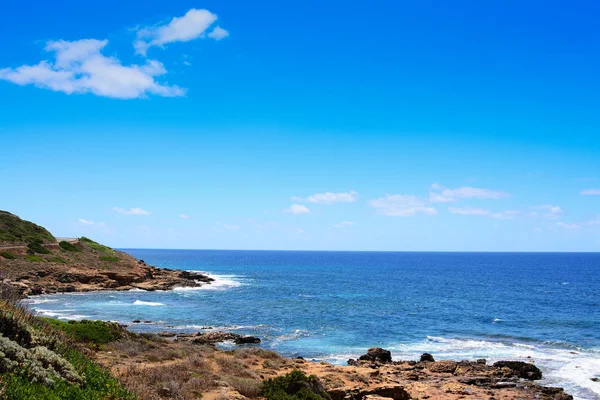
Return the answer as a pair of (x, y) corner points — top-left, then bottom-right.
(26, 250), (600, 399)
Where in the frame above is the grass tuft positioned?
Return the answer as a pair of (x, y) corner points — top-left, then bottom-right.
(0, 252), (16, 260)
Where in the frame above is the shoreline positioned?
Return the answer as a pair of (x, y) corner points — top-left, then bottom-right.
(26, 290), (586, 400)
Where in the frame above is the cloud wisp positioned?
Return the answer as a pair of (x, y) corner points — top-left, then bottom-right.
(448, 207), (520, 220)
(283, 204), (311, 214)
(529, 205), (562, 219)
(581, 189), (600, 195)
(135, 9), (228, 56)
(113, 207), (150, 216)
(369, 194), (437, 217)
(292, 191), (358, 204)
(332, 221), (356, 229)
(429, 183), (509, 203)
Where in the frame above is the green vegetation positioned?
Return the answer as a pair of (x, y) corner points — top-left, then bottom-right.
(42, 319), (123, 346)
(1, 350), (135, 399)
(25, 255), (45, 262)
(27, 242), (51, 254)
(262, 370), (331, 400)
(0, 252), (16, 260)
(0, 284), (134, 399)
(58, 241), (79, 252)
(99, 256), (119, 263)
(79, 237), (114, 254)
(0, 211), (55, 245)
(48, 256), (68, 264)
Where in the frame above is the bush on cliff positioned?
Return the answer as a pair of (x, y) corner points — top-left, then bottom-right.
(58, 241), (79, 252)
(79, 237), (114, 254)
(42, 319), (123, 346)
(262, 370), (331, 400)
(27, 242), (51, 254)
(0, 252), (16, 260)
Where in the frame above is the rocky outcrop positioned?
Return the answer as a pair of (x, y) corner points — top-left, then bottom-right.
(358, 347), (392, 363)
(1, 249), (213, 296)
(493, 360), (543, 380)
(152, 331), (261, 346)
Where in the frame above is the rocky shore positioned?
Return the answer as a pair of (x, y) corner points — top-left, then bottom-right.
(95, 329), (574, 400)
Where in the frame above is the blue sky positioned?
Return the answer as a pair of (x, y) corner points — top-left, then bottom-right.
(1, 0), (599, 251)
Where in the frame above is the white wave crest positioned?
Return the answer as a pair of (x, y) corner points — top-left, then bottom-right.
(384, 336), (600, 400)
(133, 300), (165, 306)
(27, 298), (58, 305)
(34, 309), (88, 320)
(173, 272), (244, 291)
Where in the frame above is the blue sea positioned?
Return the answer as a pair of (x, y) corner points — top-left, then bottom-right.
(27, 250), (600, 399)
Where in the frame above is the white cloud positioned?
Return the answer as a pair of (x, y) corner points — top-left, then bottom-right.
(530, 205), (562, 219)
(369, 195), (437, 217)
(134, 9), (227, 55)
(179, 214), (189, 219)
(306, 191), (358, 204)
(78, 218), (94, 225)
(557, 222), (580, 230)
(577, 177), (597, 181)
(0, 39), (184, 99)
(113, 207), (150, 215)
(588, 215), (600, 226)
(429, 184), (509, 203)
(208, 26), (230, 40)
(283, 204), (311, 214)
(332, 221), (355, 229)
(448, 207), (520, 220)
(581, 189), (600, 195)
(222, 223), (240, 231)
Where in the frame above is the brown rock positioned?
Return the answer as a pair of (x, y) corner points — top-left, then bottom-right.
(428, 360), (457, 374)
(493, 361), (542, 380)
(359, 347), (393, 363)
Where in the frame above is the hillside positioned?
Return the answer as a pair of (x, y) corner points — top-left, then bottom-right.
(0, 210), (55, 245)
(0, 212), (212, 295)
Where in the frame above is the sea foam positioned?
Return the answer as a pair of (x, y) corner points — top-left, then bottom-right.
(133, 300), (165, 306)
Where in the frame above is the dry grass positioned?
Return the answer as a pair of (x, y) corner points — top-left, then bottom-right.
(223, 375), (262, 398)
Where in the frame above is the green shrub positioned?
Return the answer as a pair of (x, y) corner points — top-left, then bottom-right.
(42, 319), (123, 345)
(0, 349), (135, 399)
(25, 255), (45, 262)
(262, 370), (331, 400)
(27, 242), (51, 254)
(99, 256), (119, 263)
(0, 252), (16, 260)
(79, 237), (114, 254)
(58, 241), (79, 252)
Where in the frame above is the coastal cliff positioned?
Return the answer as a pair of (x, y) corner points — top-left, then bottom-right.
(0, 210), (212, 295)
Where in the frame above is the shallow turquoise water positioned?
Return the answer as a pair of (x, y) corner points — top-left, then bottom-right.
(27, 250), (600, 399)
